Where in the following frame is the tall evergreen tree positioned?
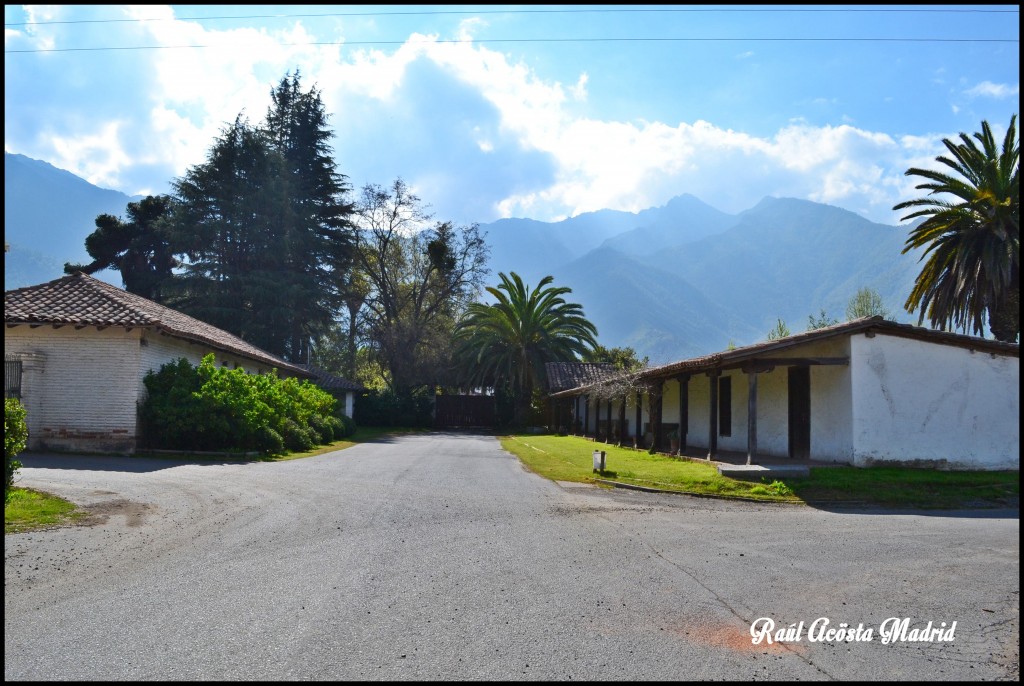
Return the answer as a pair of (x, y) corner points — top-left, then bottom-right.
(167, 72), (357, 361)
(171, 115), (292, 354)
(263, 71), (356, 362)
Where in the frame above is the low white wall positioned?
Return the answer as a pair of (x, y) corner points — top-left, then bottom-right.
(6, 326), (142, 453)
(850, 333), (1019, 470)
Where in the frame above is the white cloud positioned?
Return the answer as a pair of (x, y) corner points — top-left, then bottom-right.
(5, 7), (982, 229)
(964, 81), (1020, 99)
(48, 121), (133, 189)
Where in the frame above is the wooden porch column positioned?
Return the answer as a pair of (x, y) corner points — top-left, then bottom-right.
(677, 374), (690, 454)
(650, 381), (664, 452)
(746, 368), (758, 465)
(707, 370), (720, 460)
(618, 393), (627, 447)
(606, 397), (613, 444)
(573, 396), (580, 434)
(583, 395), (590, 437)
(634, 390), (643, 447)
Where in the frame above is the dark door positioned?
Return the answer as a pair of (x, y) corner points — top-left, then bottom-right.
(788, 366), (810, 460)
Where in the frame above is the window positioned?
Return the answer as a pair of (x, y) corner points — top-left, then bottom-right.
(4, 357), (22, 399)
(718, 376), (732, 437)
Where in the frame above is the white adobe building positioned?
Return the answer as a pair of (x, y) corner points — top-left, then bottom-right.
(550, 317), (1018, 471)
(4, 272), (360, 454)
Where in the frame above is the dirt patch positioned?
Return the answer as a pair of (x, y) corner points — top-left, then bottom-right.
(672, 621), (806, 656)
(77, 499), (155, 528)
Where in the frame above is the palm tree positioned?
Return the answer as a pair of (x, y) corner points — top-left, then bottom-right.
(893, 115), (1019, 342)
(454, 272), (598, 425)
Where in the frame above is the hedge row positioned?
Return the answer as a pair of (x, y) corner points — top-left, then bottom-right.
(139, 355), (356, 454)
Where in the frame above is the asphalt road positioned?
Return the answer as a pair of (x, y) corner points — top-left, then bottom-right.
(4, 432), (1019, 681)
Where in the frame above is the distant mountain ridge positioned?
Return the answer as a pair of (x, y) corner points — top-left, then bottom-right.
(5, 151), (924, 363)
(5, 152), (142, 289)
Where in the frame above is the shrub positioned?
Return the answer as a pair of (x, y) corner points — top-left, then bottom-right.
(5, 398), (28, 499)
(327, 415), (348, 438)
(255, 426), (284, 455)
(280, 419), (315, 452)
(308, 414), (334, 443)
(140, 354), (338, 453)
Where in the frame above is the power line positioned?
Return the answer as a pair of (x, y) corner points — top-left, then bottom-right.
(5, 7), (1020, 28)
(6, 36), (1018, 55)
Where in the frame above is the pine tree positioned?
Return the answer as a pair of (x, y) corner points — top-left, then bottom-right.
(263, 71), (357, 362)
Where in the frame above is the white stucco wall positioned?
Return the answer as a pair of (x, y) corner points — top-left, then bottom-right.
(850, 333), (1019, 470)
(5, 325), (143, 453)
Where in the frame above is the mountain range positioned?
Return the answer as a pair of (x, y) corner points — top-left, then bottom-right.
(4, 151), (924, 364)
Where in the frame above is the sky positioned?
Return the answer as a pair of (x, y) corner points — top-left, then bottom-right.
(4, 4), (1020, 228)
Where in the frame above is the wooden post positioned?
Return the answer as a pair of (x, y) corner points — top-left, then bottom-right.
(583, 395), (590, 438)
(677, 374), (690, 455)
(747, 368), (758, 465)
(618, 393), (627, 447)
(606, 397), (613, 444)
(707, 370), (720, 460)
(635, 390), (643, 447)
(651, 381), (664, 452)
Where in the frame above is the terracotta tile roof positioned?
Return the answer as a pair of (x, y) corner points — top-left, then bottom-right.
(4, 272), (310, 376)
(550, 316), (1019, 398)
(296, 365), (364, 392)
(544, 362), (620, 392)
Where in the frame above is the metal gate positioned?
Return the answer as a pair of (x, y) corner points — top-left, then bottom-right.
(434, 394), (495, 429)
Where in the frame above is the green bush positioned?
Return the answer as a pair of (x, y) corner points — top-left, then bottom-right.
(327, 415), (348, 438)
(255, 426), (285, 455)
(308, 414), (334, 443)
(338, 414), (357, 438)
(5, 398), (29, 499)
(140, 354), (338, 453)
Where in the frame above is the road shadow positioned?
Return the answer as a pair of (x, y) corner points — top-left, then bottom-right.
(17, 451), (256, 473)
(801, 500), (1019, 519)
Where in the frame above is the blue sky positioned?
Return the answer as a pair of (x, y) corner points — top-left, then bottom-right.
(4, 4), (1020, 227)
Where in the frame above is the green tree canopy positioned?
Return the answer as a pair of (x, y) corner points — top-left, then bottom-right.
(846, 287), (891, 320)
(893, 114), (1019, 342)
(584, 344), (649, 372)
(767, 318), (790, 341)
(807, 308), (839, 331)
(64, 194), (177, 302)
(167, 72), (358, 361)
(454, 272), (598, 425)
(352, 178), (489, 391)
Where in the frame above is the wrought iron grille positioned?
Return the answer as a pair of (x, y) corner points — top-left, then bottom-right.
(4, 358), (22, 399)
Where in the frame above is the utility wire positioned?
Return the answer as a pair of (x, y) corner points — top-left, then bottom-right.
(5, 6), (1020, 27)
(6, 36), (1018, 54)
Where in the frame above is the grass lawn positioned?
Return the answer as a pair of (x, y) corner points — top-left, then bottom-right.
(5, 487), (85, 534)
(501, 434), (1019, 509)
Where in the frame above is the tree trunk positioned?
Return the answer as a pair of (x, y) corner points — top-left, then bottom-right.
(989, 284), (1020, 343)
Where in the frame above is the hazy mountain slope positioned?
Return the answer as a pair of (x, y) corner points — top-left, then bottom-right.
(5, 152), (141, 289)
(652, 197), (921, 334)
(553, 246), (761, 364)
(599, 193), (739, 257)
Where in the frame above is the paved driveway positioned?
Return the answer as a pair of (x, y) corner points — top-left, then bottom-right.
(4, 432), (1019, 680)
